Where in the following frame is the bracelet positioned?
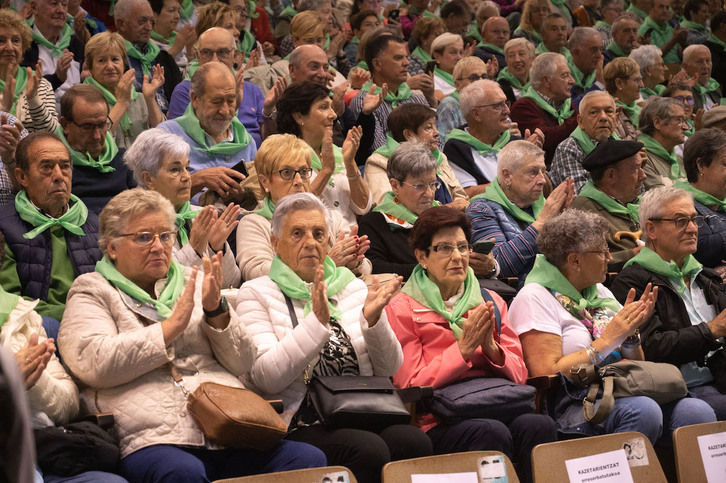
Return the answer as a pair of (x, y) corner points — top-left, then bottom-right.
(621, 330), (641, 350)
(585, 344), (605, 365)
(262, 109), (277, 120)
(346, 171), (362, 180)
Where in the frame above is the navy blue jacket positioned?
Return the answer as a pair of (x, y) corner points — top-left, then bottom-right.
(71, 148), (136, 215)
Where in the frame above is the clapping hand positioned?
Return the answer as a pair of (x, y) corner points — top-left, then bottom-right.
(362, 275), (403, 326)
(14, 333), (55, 389)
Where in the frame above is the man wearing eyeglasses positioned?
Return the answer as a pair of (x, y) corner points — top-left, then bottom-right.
(114, 0), (183, 113)
(56, 84), (136, 214)
(0, 131), (102, 322)
(681, 45), (722, 113)
(474, 16), (510, 69)
(637, 97), (689, 190)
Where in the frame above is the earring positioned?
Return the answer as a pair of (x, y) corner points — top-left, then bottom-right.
(265, 187), (269, 192)
(422, 265), (427, 270)
(393, 196), (400, 203)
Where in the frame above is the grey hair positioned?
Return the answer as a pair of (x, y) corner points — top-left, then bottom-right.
(114, 0), (148, 22)
(530, 52), (567, 90)
(387, 142), (438, 182)
(683, 44), (709, 65)
(629, 45), (662, 73)
(123, 129), (190, 188)
(298, 0), (330, 11)
(270, 192), (333, 238)
(460, 79), (502, 119)
(638, 96), (682, 135)
(503, 37), (535, 58)
(479, 1), (500, 15)
(190, 61), (233, 98)
(98, 188), (176, 257)
(611, 14), (640, 33)
(638, 187), (693, 243)
(497, 140), (545, 177)
(578, 90), (615, 116)
(536, 209), (610, 268)
(567, 27), (600, 51)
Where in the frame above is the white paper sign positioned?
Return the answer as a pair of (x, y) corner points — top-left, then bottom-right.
(477, 455), (507, 482)
(411, 472), (479, 483)
(697, 431), (726, 482)
(565, 449), (634, 483)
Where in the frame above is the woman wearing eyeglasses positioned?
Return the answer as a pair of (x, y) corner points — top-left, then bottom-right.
(58, 188), (327, 482)
(83, 31), (165, 149)
(611, 186), (726, 421)
(236, 134), (371, 281)
(124, 129), (242, 288)
(386, 205), (557, 483)
(663, 83), (697, 158)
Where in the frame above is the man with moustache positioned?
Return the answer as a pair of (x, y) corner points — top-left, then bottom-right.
(0, 132), (101, 321)
(572, 139), (647, 270)
(550, 91), (619, 192)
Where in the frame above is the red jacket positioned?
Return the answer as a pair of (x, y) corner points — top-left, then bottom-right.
(385, 290), (529, 431)
(251, 6), (277, 51)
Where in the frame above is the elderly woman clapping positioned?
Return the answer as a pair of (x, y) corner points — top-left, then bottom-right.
(237, 192), (432, 483)
(58, 189), (326, 481)
(124, 128), (241, 288)
(467, 141), (575, 281)
(612, 187), (726, 420)
(509, 208), (716, 442)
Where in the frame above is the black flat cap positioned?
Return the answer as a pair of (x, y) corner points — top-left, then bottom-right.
(581, 140), (644, 172)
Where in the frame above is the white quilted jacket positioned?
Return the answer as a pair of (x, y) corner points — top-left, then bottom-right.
(58, 270), (256, 457)
(236, 276), (404, 425)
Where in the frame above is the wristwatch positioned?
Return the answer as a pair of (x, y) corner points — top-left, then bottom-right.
(203, 297), (229, 318)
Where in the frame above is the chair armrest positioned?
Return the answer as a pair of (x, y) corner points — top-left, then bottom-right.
(501, 277), (520, 288)
(397, 386), (434, 404)
(77, 412), (115, 429)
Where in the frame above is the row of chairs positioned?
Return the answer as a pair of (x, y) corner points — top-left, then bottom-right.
(212, 421), (726, 482)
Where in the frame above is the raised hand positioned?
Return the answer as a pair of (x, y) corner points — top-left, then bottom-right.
(342, 125), (362, 166)
(263, 76), (287, 116)
(332, 81), (349, 117)
(188, 205), (214, 255)
(163, 266), (198, 345)
(361, 82), (388, 115)
(55, 50), (74, 83)
(311, 264), (330, 326)
(329, 229), (359, 267)
(201, 251), (224, 312)
(0, 67), (15, 113)
(532, 177), (575, 230)
(14, 332), (54, 389)
(349, 67), (370, 90)
(208, 203), (241, 252)
(142, 64), (165, 99)
(0, 114), (23, 165)
(363, 275), (403, 326)
(25, 60), (43, 101)
(457, 302), (495, 360)
(116, 69), (136, 104)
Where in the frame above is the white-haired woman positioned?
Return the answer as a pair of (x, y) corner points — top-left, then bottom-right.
(437, 56), (489, 140)
(629, 45), (669, 99)
(466, 141), (575, 281)
(509, 208), (717, 442)
(612, 187), (726, 421)
(432, 33), (470, 100)
(237, 192), (432, 483)
(497, 37), (535, 105)
(124, 128), (241, 288)
(58, 189), (326, 482)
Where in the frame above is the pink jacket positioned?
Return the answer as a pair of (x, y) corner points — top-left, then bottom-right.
(385, 290), (529, 431)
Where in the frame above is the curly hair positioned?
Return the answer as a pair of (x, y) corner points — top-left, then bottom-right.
(537, 209), (609, 268)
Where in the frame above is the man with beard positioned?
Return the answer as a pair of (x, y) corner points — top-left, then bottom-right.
(572, 139), (647, 270)
(550, 91), (619, 192)
(0, 132), (101, 321)
(157, 62), (257, 202)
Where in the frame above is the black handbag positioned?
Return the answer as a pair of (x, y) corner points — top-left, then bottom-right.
(284, 295), (411, 430)
(34, 421), (120, 476)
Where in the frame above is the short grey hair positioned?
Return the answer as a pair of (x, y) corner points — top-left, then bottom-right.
(530, 52), (567, 90)
(479, 1), (500, 15)
(497, 140), (544, 177)
(567, 27), (600, 51)
(629, 45), (662, 73)
(98, 188), (176, 257)
(114, 0), (148, 22)
(683, 44), (710, 65)
(537, 209), (610, 268)
(190, 61), (234, 98)
(612, 14), (640, 34)
(460, 79), (502, 119)
(270, 192), (332, 238)
(578, 90), (615, 117)
(123, 129), (190, 188)
(638, 96), (682, 135)
(639, 187), (693, 243)
(503, 37), (535, 58)
(387, 142), (438, 182)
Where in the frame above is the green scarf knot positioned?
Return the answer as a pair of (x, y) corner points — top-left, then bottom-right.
(175, 102), (252, 156)
(175, 201), (198, 245)
(151, 30), (177, 46)
(675, 180), (726, 212)
(125, 40), (161, 76)
(32, 23), (72, 57)
(55, 126), (117, 173)
(569, 62), (596, 90)
(180, 0), (194, 20)
(361, 80), (412, 109)
(522, 86), (574, 124)
(373, 191), (438, 226)
(444, 128), (511, 156)
(638, 17), (677, 63)
(570, 126), (620, 155)
(616, 100), (641, 127)
(237, 29), (257, 58)
(411, 46), (431, 64)
(579, 180), (640, 223)
(624, 247), (702, 295)
(606, 40), (627, 58)
(16, 191), (88, 239)
(497, 67), (529, 91)
(472, 177), (544, 224)
(639, 133), (685, 181)
(693, 78), (721, 106)
(641, 84), (666, 99)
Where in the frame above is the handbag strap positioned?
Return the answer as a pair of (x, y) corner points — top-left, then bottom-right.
(480, 287), (501, 337)
(284, 294), (299, 328)
(168, 362), (191, 398)
(583, 376), (615, 424)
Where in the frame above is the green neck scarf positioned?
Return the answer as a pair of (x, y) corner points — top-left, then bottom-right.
(180, 0), (194, 20)
(434, 66), (454, 87)
(641, 84), (666, 98)
(497, 67), (528, 91)
(467, 22), (483, 42)
(708, 33), (726, 52)
(535, 44), (571, 61)
(402, 265), (482, 339)
(83, 76), (138, 134)
(310, 144), (345, 185)
(477, 42), (504, 55)
(95, 256), (185, 318)
(550, 0), (571, 20)
(125, 40), (161, 76)
(0, 66), (27, 116)
(639, 133), (685, 180)
(606, 40), (627, 58)
(522, 85), (574, 124)
(570, 62), (596, 90)
(56, 126), (117, 173)
(627, 4), (648, 20)
(445, 128), (510, 156)
(579, 180), (640, 223)
(570, 126), (619, 155)
(357, 60), (369, 71)
(0, 285), (19, 328)
(16, 191), (88, 239)
(675, 180), (726, 212)
(151, 29), (177, 45)
(237, 29), (256, 57)
(514, 27), (542, 43)
(268, 255), (354, 321)
(616, 100), (641, 126)
(247, 1), (259, 19)
(32, 23), (72, 57)
(175, 102), (252, 155)
(595, 20), (611, 29)
(525, 254), (622, 311)
(693, 78), (721, 105)
(175, 201), (198, 245)
(187, 58), (200, 79)
(411, 46), (432, 64)
(373, 191), (437, 226)
(361, 80), (412, 108)
(254, 196), (276, 220)
(624, 246), (702, 294)
(373, 133), (399, 158)
(680, 20), (706, 31)
(280, 6), (297, 17)
(351, 35), (360, 45)
(472, 176), (544, 224)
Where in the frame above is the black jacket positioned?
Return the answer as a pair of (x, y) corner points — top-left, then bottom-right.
(611, 263), (725, 367)
(21, 36), (85, 90)
(357, 211), (417, 280)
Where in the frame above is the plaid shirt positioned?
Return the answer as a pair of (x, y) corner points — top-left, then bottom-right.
(0, 114), (28, 207)
(549, 135), (589, 192)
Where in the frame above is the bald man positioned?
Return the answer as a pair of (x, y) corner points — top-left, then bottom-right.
(474, 16), (510, 68)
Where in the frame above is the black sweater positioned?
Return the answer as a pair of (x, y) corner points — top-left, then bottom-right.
(358, 211), (417, 280)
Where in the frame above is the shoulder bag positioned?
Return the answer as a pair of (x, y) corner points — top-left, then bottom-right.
(34, 421), (120, 476)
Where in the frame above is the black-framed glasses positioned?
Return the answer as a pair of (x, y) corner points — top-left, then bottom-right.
(197, 48), (233, 61)
(403, 180), (441, 192)
(72, 117), (113, 133)
(278, 167), (313, 180)
(673, 95), (695, 106)
(475, 100), (511, 112)
(457, 72), (488, 82)
(118, 231), (178, 247)
(650, 215), (704, 230)
(430, 242), (472, 257)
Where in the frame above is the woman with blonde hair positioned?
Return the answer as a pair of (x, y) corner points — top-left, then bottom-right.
(497, 37), (536, 104)
(437, 56), (489, 139)
(409, 17), (446, 76)
(512, 0), (553, 46)
(604, 57), (644, 141)
(432, 33), (469, 100)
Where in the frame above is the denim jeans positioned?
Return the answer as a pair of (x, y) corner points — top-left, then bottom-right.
(690, 383), (726, 420)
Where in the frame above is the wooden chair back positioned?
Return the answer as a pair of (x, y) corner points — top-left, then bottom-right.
(382, 451), (519, 482)
(673, 421), (726, 482)
(213, 466), (357, 483)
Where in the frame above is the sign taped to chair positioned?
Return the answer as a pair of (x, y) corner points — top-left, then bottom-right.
(478, 455), (508, 482)
(564, 449), (633, 483)
(313, 470), (350, 483)
(622, 437), (648, 467)
(697, 431), (726, 483)
(411, 472), (479, 483)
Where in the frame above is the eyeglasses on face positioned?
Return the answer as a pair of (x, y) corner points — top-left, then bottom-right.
(278, 167), (313, 180)
(197, 48), (232, 61)
(429, 243), (473, 257)
(403, 180), (442, 192)
(475, 100), (511, 112)
(72, 117), (113, 133)
(650, 215), (704, 230)
(672, 95), (695, 106)
(117, 231), (178, 246)
(457, 73), (488, 82)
